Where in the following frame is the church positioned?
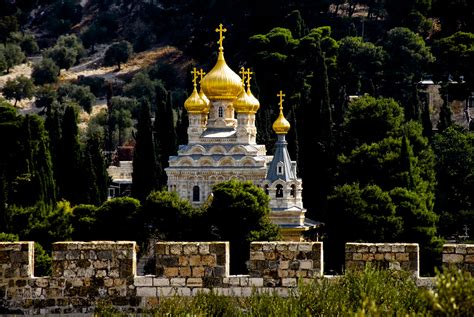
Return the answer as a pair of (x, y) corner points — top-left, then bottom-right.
(165, 24), (317, 241)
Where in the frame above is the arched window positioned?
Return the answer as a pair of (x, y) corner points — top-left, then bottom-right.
(218, 107), (224, 118)
(276, 184), (283, 198)
(192, 186), (200, 202)
(290, 184), (296, 197)
(264, 184), (269, 195)
(277, 162), (284, 175)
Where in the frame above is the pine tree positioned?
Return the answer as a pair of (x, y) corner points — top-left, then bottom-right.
(132, 102), (158, 201)
(57, 106), (82, 204)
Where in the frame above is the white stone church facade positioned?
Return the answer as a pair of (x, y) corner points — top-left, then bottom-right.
(165, 25), (317, 240)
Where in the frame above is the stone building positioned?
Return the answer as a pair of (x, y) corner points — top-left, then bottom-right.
(166, 25), (317, 240)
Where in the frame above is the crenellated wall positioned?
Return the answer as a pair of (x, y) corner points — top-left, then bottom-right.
(345, 243), (419, 277)
(0, 241), (472, 314)
(442, 244), (474, 274)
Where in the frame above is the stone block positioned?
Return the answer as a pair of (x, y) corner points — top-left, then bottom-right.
(183, 244), (198, 255)
(353, 253), (362, 261)
(199, 244), (210, 254)
(163, 267), (179, 277)
(299, 260), (313, 270)
(250, 252), (265, 261)
(189, 255), (202, 266)
(179, 266), (192, 277)
(465, 255), (474, 263)
(391, 245), (406, 253)
(455, 245), (467, 254)
(134, 277), (153, 287)
(186, 278), (203, 287)
(249, 278), (263, 287)
(153, 278), (170, 287)
(396, 253), (409, 261)
(170, 278), (186, 287)
(281, 278), (297, 287)
(201, 255), (216, 266)
(176, 287), (191, 296)
(157, 287), (175, 297)
(362, 253), (374, 261)
(297, 243), (312, 252)
(443, 253), (464, 263)
(377, 245), (391, 253)
(192, 266), (205, 277)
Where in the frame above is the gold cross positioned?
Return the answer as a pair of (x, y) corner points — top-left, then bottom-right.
(245, 68), (253, 87)
(277, 90), (285, 110)
(197, 69), (206, 83)
(215, 23), (227, 50)
(239, 67), (246, 85)
(191, 67), (199, 86)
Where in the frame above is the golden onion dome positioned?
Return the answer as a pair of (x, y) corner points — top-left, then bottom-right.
(199, 88), (210, 113)
(197, 68), (210, 114)
(234, 67), (254, 113)
(272, 91), (291, 134)
(247, 89), (260, 112)
(184, 86), (207, 114)
(233, 88), (254, 113)
(201, 24), (242, 100)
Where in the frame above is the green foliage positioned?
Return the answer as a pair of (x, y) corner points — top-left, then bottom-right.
(76, 76), (106, 97)
(71, 204), (98, 240)
(432, 127), (474, 238)
(206, 180), (280, 273)
(34, 85), (57, 112)
(141, 190), (199, 241)
(56, 106), (82, 204)
(103, 40), (133, 70)
(2, 75), (35, 106)
(123, 72), (158, 106)
(46, 0), (83, 35)
(328, 96), (438, 272)
(144, 267), (433, 316)
(34, 242), (51, 277)
(44, 34), (85, 71)
(9, 31), (39, 55)
(1, 43), (25, 73)
(132, 102), (159, 201)
(0, 232), (19, 241)
(342, 96), (404, 148)
(337, 36), (385, 97)
(93, 197), (141, 240)
(426, 267), (474, 315)
(0, 16), (19, 44)
(31, 58), (59, 85)
(58, 84), (96, 113)
(82, 134), (109, 206)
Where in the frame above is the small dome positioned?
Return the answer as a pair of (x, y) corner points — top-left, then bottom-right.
(184, 87), (207, 113)
(199, 88), (210, 114)
(201, 51), (243, 100)
(273, 92), (290, 134)
(247, 89), (260, 112)
(233, 86), (254, 114)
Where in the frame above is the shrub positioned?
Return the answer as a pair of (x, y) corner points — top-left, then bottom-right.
(32, 58), (59, 85)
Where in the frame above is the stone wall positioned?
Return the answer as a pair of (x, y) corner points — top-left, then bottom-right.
(345, 243), (419, 277)
(0, 242), (34, 279)
(1, 241), (473, 314)
(442, 244), (474, 273)
(248, 242), (323, 287)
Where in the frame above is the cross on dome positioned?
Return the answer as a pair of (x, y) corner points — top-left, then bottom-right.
(277, 90), (286, 110)
(215, 23), (227, 51)
(191, 67), (199, 87)
(197, 69), (206, 83)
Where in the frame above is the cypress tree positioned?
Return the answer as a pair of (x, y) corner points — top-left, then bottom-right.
(57, 106), (82, 204)
(82, 134), (108, 205)
(437, 97), (453, 132)
(302, 40), (333, 219)
(132, 101), (158, 201)
(400, 134), (414, 189)
(176, 107), (188, 145)
(421, 99), (433, 138)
